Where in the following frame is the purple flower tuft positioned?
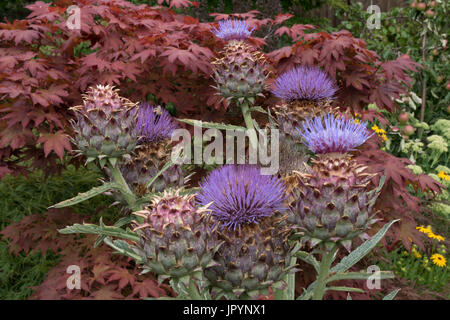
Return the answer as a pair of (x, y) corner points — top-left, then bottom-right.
(136, 102), (177, 143)
(299, 115), (373, 154)
(272, 66), (338, 101)
(211, 19), (255, 41)
(197, 165), (287, 232)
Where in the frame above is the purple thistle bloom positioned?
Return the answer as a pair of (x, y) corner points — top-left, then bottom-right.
(272, 66), (338, 101)
(298, 114), (373, 154)
(211, 19), (255, 41)
(136, 102), (177, 143)
(197, 165), (287, 232)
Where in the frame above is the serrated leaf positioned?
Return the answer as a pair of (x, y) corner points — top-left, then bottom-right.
(326, 271), (395, 283)
(146, 159), (174, 188)
(249, 106), (267, 114)
(297, 280), (317, 300)
(177, 118), (246, 131)
(331, 219), (399, 273)
(383, 289), (400, 300)
(296, 251), (320, 273)
(49, 182), (119, 208)
(58, 219), (139, 242)
(94, 216), (135, 248)
(103, 237), (142, 262)
(326, 286), (365, 293)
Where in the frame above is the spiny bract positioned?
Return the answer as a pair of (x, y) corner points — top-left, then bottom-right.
(212, 41), (269, 103)
(289, 154), (380, 251)
(288, 116), (379, 250)
(70, 84), (139, 167)
(133, 191), (220, 280)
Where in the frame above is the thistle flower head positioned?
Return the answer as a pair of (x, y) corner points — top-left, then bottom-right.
(136, 102), (177, 143)
(197, 165), (287, 232)
(299, 115), (373, 154)
(272, 66), (337, 101)
(211, 19), (255, 41)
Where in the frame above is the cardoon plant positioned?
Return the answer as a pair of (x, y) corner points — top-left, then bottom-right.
(117, 103), (185, 196)
(198, 165), (298, 299)
(67, 85), (140, 209)
(291, 115), (377, 249)
(211, 19), (269, 149)
(70, 84), (139, 168)
(271, 66), (339, 140)
(132, 190), (220, 299)
(288, 114), (395, 300)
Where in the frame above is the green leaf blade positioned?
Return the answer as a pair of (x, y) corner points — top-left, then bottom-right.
(49, 182), (119, 209)
(331, 219), (399, 273)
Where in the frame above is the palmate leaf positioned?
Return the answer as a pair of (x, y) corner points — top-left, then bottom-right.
(49, 182), (120, 209)
(331, 219), (400, 273)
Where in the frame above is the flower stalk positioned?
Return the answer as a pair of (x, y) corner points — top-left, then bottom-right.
(240, 101), (258, 151)
(312, 244), (338, 300)
(107, 163), (139, 211)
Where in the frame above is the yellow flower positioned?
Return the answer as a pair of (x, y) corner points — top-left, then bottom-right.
(371, 124), (380, 132)
(416, 225), (432, 234)
(437, 171), (450, 181)
(428, 232), (445, 242)
(431, 254), (447, 267)
(411, 246), (422, 259)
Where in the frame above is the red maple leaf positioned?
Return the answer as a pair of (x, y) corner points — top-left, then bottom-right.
(37, 131), (72, 159)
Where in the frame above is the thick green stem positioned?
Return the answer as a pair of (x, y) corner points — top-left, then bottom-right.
(107, 164), (139, 211)
(312, 244), (338, 300)
(287, 257), (297, 300)
(240, 101), (258, 151)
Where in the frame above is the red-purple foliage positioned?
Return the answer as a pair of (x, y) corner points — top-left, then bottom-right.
(0, 209), (174, 299)
(354, 138), (442, 250)
(0, 1), (419, 177)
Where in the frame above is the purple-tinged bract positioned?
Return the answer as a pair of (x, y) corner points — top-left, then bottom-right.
(197, 165), (287, 231)
(272, 66), (337, 101)
(136, 102), (177, 143)
(299, 115), (373, 154)
(211, 19), (255, 41)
